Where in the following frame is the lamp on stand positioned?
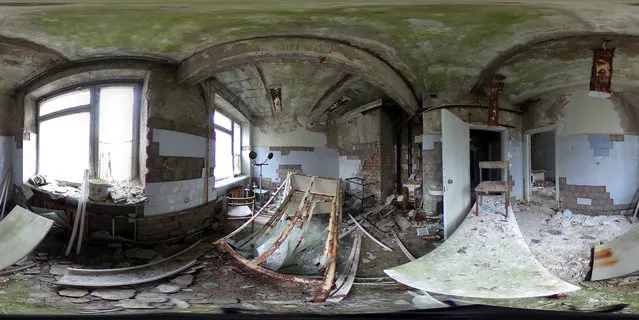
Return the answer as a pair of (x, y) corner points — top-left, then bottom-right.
(249, 151), (273, 203)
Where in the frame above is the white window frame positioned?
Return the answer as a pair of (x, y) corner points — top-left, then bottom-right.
(214, 111), (242, 181)
(36, 81), (142, 184)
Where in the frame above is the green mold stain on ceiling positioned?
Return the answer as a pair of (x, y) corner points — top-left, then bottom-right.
(23, 4), (589, 94)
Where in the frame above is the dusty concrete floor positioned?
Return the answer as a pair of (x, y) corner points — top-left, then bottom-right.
(2, 197), (639, 315)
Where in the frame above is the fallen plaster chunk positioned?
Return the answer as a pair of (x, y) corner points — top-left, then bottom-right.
(49, 264), (68, 276)
(201, 282), (220, 289)
(582, 219), (600, 227)
(115, 299), (154, 309)
(0, 206), (54, 271)
(170, 274), (194, 287)
(385, 195), (396, 206)
(135, 292), (168, 303)
(170, 298), (191, 309)
(91, 289), (136, 300)
(385, 199), (579, 299)
(156, 284), (181, 294)
(58, 288), (89, 298)
(562, 209), (573, 218)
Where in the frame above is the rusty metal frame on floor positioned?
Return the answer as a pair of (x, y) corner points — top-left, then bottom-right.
(215, 174), (341, 302)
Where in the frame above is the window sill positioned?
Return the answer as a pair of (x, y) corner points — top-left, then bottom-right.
(214, 175), (249, 190)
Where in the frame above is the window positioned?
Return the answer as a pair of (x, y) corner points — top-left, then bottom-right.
(37, 84), (140, 183)
(214, 111), (242, 181)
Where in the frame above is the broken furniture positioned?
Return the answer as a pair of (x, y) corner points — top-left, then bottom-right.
(0, 206), (54, 271)
(216, 173), (342, 302)
(385, 198), (579, 298)
(345, 177), (374, 213)
(224, 186), (255, 220)
(26, 182), (144, 243)
(475, 161), (511, 216)
(56, 240), (201, 287)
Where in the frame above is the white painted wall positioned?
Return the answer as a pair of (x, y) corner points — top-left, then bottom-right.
(144, 177), (205, 217)
(559, 90), (624, 136)
(252, 125), (327, 148)
(557, 134), (639, 204)
(153, 129), (207, 158)
(508, 140), (524, 201)
(251, 147), (339, 183)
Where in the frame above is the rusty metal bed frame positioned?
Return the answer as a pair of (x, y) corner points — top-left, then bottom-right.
(215, 173), (341, 302)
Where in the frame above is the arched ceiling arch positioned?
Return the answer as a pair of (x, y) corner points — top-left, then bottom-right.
(178, 36), (419, 115)
(473, 33), (639, 103)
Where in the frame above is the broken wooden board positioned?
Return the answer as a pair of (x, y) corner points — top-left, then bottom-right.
(591, 224), (639, 281)
(384, 197), (579, 299)
(0, 206), (54, 271)
(56, 241), (201, 287)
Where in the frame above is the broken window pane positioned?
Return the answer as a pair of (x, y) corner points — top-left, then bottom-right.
(39, 89), (90, 117)
(38, 112), (91, 183)
(98, 86), (135, 181)
(215, 129), (233, 180)
(214, 111), (233, 131)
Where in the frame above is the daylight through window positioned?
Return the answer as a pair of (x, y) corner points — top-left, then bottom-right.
(214, 111), (241, 181)
(37, 84), (139, 183)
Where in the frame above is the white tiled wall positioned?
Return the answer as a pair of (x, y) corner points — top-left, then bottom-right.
(153, 129), (206, 158)
(144, 178), (206, 217)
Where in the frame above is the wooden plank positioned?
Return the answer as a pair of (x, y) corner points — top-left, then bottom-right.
(475, 181), (509, 193)
(478, 161), (509, 169)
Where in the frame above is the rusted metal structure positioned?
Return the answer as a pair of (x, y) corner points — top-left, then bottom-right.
(588, 46), (614, 99)
(487, 74), (505, 126)
(591, 225), (639, 281)
(216, 174), (342, 302)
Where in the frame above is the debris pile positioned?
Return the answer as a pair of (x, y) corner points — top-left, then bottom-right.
(26, 175), (147, 205)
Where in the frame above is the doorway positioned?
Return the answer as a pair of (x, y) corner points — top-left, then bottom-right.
(470, 129), (502, 192)
(524, 126), (559, 204)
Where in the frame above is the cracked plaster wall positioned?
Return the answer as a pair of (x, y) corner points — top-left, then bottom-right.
(524, 87), (639, 214)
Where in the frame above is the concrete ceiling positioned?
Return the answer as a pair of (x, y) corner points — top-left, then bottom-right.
(213, 62), (386, 119)
(4, 1), (639, 106)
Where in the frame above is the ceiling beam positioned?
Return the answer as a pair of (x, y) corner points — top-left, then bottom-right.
(335, 99), (382, 124)
(253, 64), (275, 116)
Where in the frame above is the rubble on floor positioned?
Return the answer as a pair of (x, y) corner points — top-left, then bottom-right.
(26, 174), (147, 205)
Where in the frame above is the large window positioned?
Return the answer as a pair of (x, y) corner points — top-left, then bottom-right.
(37, 84), (140, 183)
(214, 111), (242, 181)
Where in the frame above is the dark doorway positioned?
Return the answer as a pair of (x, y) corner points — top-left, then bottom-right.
(470, 129), (502, 193)
(530, 131), (556, 202)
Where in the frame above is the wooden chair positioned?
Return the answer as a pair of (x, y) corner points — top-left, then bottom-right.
(475, 161), (511, 216)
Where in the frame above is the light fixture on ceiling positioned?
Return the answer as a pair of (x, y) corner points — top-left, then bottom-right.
(488, 74), (505, 126)
(588, 41), (614, 99)
(270, 87), (282, 111)
(323, 96), (351, 116)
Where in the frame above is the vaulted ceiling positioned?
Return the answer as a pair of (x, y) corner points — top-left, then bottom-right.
(3, 0), (639, 113)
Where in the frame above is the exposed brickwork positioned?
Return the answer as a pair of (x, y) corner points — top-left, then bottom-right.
(560, 180), (628, 214)
(610, 134), (625, 142)
(269, 146), (314, 156)
(147, 116), (207, 138)
(136, 200), (218, 242)
(145, 153), (204, 183)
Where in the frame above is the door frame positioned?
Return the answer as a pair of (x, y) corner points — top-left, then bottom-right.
(523, 125), (559, 203)
(468, 124), (509, 182)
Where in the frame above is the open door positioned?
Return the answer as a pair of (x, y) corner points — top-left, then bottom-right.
(442, 110), (471, 239)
